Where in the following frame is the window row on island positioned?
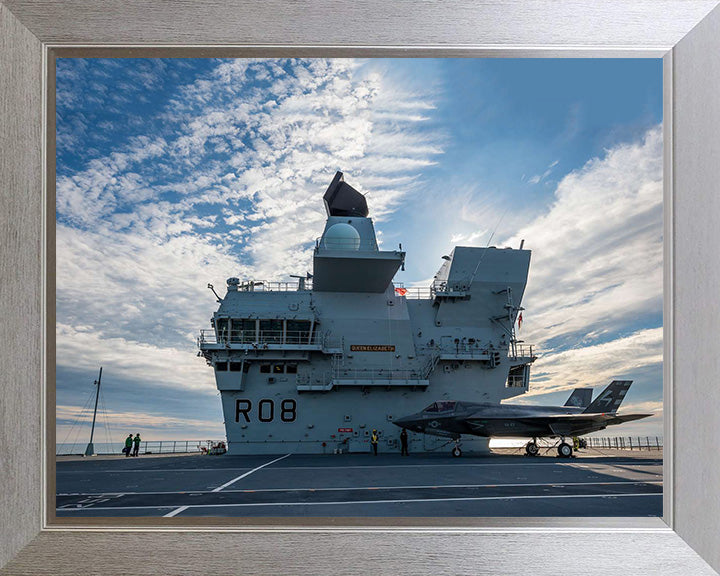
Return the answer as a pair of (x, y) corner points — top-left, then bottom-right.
(213, 318), (315, 345)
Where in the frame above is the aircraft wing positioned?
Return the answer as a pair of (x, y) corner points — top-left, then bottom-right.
(466, 412), (652, 437)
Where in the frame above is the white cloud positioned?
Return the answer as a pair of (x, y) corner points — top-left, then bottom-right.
(527, 159), (559, 185)
(56, 404), (226, 442)
(518, 327), (662, 398)
(56, 58), (444, 394)
(507, 126), (662, 348)
(503, 126), (663, 401)
(56, 323), (216, 393)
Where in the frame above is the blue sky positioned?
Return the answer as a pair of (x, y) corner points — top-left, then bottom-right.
(55, 58), (663, 445)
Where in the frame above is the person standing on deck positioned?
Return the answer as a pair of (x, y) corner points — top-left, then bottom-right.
(132, 433), (141, 457)
(371, 429), (378, 456)
(400, 428), (409, 456)
(124, 434), (133, 457)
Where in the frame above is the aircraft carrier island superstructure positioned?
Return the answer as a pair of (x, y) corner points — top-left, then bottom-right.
(199, 172), (536, 455)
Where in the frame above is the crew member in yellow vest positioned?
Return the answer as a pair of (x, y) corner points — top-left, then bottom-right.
(371, 429), (378, 456)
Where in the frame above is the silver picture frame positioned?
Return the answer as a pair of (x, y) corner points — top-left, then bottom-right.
(1, 1), (719, 573)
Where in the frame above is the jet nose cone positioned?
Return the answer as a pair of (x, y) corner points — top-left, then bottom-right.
(393, 415), (414, 428)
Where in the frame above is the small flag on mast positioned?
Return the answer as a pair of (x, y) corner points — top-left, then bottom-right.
(394, 287), (408, 296)
(518, 312), (523, 330)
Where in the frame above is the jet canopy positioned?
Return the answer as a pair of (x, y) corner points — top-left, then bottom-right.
(423, 401), (457, 413)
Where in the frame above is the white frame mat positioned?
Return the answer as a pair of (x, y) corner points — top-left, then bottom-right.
(1, 1), (719, 574)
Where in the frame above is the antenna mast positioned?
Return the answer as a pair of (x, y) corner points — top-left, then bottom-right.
(84, 366), (102, 457)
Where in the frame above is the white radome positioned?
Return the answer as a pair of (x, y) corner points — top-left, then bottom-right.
(323, 222), (361, 250)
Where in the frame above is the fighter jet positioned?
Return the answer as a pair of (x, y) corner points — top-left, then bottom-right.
(393, 380), (652, 458)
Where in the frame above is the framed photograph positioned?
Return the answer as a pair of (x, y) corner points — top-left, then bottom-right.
(51, 55), (665, 524)
(2, 1), (720, 574)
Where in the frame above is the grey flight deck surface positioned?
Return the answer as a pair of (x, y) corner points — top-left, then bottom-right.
(56, 450), (662, 518)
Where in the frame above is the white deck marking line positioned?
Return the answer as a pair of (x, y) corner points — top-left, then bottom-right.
(57, 492), (662, 513)
(57, 480), (663, 498)
(162, 454), (291, 518)
(159, 454), (292, 518)
(163, 505), (189, 518)
(211, 454), (292, 492)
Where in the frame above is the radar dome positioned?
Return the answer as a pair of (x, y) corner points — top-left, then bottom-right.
(323, 222), (361, 250)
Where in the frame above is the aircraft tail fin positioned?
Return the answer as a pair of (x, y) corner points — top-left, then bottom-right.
(583, 380), (633, 414)
(564, 388), (593, 408)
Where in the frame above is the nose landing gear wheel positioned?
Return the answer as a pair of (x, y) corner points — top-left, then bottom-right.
(451, 446), (462, 457)
(525, 441), (539, 456)
(557, 442), (573, 458)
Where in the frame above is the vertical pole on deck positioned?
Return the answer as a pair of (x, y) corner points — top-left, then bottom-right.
(84, 367), (102, 457)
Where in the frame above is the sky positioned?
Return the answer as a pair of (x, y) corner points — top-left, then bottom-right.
(55, 58), (663, 447)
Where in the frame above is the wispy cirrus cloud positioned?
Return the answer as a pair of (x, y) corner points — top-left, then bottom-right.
(56, 58), (445, 397)
(502, 126), (662, 406)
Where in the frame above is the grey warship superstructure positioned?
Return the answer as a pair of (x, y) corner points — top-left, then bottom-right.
(198, 172), (536, 455)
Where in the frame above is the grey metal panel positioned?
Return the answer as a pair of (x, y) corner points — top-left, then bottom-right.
(1, 530), (718, 576)
(0, 3), (42, 569)
(1, 0), (718, 47)
(672, 6), (720, 572)
(1, 0), (720, 574)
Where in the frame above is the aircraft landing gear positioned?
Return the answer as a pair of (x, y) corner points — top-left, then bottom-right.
(557, 441), (573, 458)
(525, 440), (539, 457)
(451, 440), (462, 457)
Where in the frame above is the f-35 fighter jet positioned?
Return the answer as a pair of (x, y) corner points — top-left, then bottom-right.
(393, 380), (652, 458)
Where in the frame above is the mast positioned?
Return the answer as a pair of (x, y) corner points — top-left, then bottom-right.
(84, 367), (102, 457)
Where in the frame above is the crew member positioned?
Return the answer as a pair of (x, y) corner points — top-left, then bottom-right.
(124, 434), (133, 457)
(370, 429), (378, 456)
(400, 428), (409, 456)
(132, 433), (141, 457)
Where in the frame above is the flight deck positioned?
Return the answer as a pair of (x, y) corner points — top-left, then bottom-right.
(56, 448), (662, 518)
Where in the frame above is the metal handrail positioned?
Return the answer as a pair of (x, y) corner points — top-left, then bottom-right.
(233, 281), (313, 292)
(584, 436), (663, 451)
(199, 329), (316, 346)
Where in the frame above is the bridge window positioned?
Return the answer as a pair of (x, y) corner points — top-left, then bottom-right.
(273, 364), (284, 374)
(230, 319), (256, 343)
(286, 364), (298, 374)
(260, 364), (271, 374)
(215, 318), (228, 342)
(286, 320), (312, 344)
(259, 319), (283, 343)
(229, 362), (243, 372)
(215, 362), (228, 371)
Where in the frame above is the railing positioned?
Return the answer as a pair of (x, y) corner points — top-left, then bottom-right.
(585, 436), (663, 451)
(332, 367), (425, 381)
(233, 281), (312, 292)
(55, 440), (226, 456)
(141, 440), (225, 455)
(395, 286), (433, 299)
(393, 282), (464, 300)
(512, 343), (535, 359)
(199, 329), (316, 346)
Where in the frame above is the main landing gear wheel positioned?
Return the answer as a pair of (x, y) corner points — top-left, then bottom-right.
(557, 442), (573, 458)
(451, 446), (462, 457)
(525, 441), (539, 456)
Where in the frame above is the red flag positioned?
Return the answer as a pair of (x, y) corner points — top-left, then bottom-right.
(394, 287), (408, 296)
(518, 312), (523, 329)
